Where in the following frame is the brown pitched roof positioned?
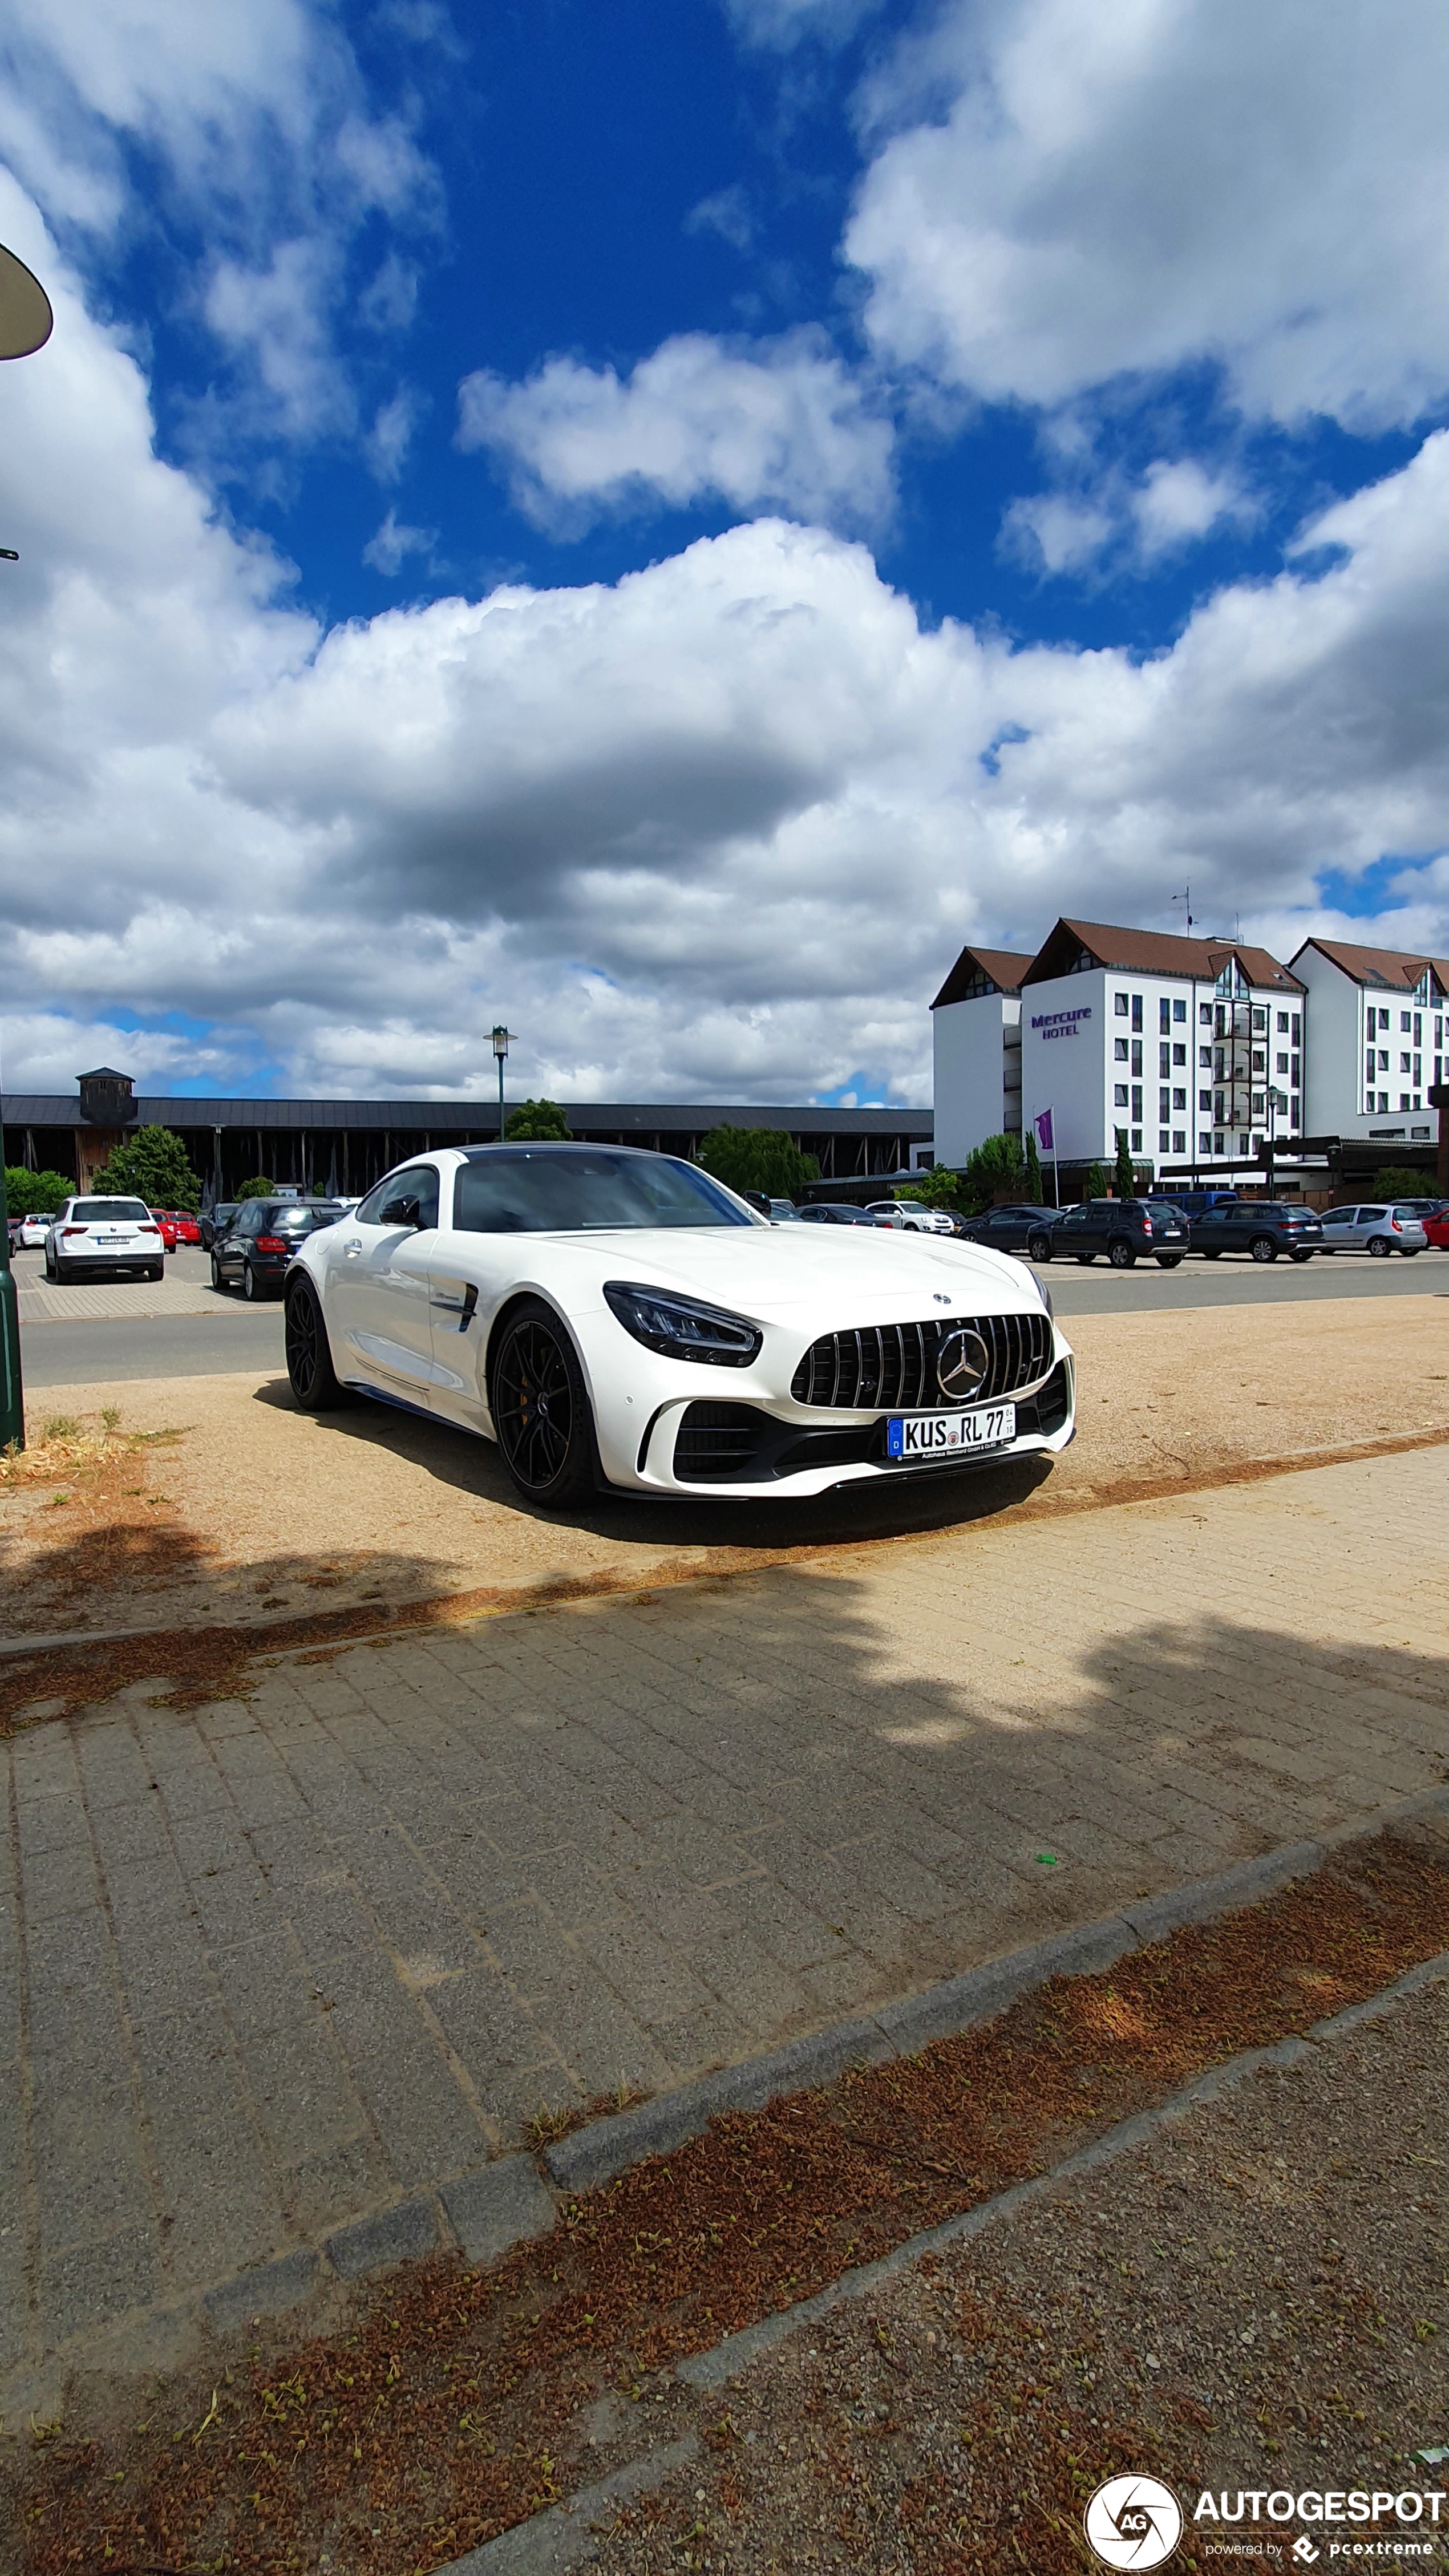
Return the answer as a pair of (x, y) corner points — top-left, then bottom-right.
(1023, 918), (1303, 991)
(930, 944), (1035, 1008)
(1290, 935), (1449, 994)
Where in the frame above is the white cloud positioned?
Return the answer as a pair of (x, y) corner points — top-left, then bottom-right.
(722, 0), (880, 47)
(456, 329), (896, 534)
(685, 185), (755, 252)
(1130, 458), (1252, 557)
(362, 509), (436, 576)
(6, 173), (1449, 1112)
(847, 0), (1449, 431)
(0, 0), (443, 459)
(1005, 455), (1254, 575)
(1002, 491), (1115, 577)
(365, 386), (424, 484)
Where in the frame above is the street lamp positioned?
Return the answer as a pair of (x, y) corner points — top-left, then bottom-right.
(0, 237), (55, 1454)
(491, 1026), (515, 1143)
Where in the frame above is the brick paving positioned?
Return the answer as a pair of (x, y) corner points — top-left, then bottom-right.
(2, 1445), (1447, 2390)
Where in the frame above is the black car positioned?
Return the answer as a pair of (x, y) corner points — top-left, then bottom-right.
(211, 1198), (344, 1299)
(956, 1201), (1062, 1260)
(198, 1200), (238, 1252)
(1187, 1201), (1322, 1263)
(1050, 1197), (1189, 1269)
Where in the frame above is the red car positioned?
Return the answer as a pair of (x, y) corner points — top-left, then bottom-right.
(149, 1208), (201, 1250)
(1424, 1212), (1449, 1250)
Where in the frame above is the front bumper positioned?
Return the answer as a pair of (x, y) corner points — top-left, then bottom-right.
(592, 1338), (1076, 1498)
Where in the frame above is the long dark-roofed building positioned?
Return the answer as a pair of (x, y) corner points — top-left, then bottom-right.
(2, 1068), (932, 1199)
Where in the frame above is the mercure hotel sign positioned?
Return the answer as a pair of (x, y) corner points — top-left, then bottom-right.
(1031, 1007), (1092, 1038)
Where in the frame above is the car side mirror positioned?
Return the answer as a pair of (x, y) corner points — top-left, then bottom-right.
(380, 1193), (422, 1229)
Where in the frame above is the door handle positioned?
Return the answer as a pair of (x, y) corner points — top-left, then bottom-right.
(343, 1238), (363, 1259)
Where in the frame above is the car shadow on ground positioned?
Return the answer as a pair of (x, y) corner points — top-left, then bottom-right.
(247, 1371), (1062, 1552)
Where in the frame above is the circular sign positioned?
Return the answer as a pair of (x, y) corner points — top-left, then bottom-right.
(936, 1324), (990, 1403)
(0, 242), (52, 361)
(1083, 2475), (1184, 2570)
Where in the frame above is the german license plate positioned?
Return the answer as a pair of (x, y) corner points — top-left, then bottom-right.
(887, 1402), (1016, 1459)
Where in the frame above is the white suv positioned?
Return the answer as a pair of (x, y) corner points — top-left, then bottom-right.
(865, 1199), (956, 1235)
(45, 1196), (165, 1282)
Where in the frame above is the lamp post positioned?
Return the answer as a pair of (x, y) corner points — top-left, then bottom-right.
(0, 237), (55, 1453)
(492, 1026), (515, 1143)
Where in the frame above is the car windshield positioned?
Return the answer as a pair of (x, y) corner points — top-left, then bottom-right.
(71, 1198), (150, 1222)
(265, 1204), (342, 1232)
(453, 1151), (754, 1233)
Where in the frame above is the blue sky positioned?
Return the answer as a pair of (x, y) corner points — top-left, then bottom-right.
(2, 0), (1448, 1106)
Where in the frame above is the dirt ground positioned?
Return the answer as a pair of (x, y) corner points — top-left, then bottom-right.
(3, 1295), (1447, 1646)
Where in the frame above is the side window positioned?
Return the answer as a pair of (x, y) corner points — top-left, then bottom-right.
(377, 1165), (439, 1228)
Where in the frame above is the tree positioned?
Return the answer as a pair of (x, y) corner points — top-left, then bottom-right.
(236, 1175), (276, 1200)
(698, 1125), (820, 1198)
(1024, 1129), (1043, 1202)
(91, 1125), (201, 1211)
(504, 1098), (572, 1141)
(954, 1131), (1023, 1210)
(1112, 1128), (1136, 1199)
(1373, 1165), (1435, 1200)
(1085, 1162), (1108, 1200)
(897, 1165), (966, 1213)
(3, 1166), (71, 1217)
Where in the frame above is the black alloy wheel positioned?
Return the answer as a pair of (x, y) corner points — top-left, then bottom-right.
(1027, 1231), (1053, 1262)
(1108, 1237), (1136, 1268)
(491, 1298), (599, 1506)
(1369, 1235), (1391, 1257)
(1249, 1234), (1277, 1263)
(285, 1275), (349, 1410)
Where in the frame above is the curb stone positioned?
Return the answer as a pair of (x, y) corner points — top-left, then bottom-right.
(431, 1946), (1449, 2574)
(7, 1789), (1448, 2417)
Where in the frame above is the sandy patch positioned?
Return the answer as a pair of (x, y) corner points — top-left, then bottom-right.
(3, 1295), (1446, 1648)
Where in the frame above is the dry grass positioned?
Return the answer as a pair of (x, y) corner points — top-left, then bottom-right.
(9, 1828), (1449, 2576)
(0, 1406), (185, 1491)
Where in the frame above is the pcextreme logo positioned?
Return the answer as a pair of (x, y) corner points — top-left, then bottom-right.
(1084, 2474), (1186, 2568)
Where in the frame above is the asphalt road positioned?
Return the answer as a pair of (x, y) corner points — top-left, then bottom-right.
(11, 1240), (1446, 1387)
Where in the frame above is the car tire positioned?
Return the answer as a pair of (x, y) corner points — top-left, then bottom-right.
(1155, 1253), (1184, 1268)
(1290, 1249), (1314, 1263)
(242, 1261), (268, 1301)
(1368, 1236), (1391, 1258)
(1201, 1250), (1222, 1260)
(44, 1248), (56, 1282)
(1075, 1253), (1096, 1265)
(1249, 1235), (1277, 1263)
(491, 1296), (600, 1507)
(1401, 1246), (1421, 1258)
(1027, 1232), (1053, 1262)
(211, 1252), (228, 1293)
(147, 1264), (164, 1282)
(1108, 1237), (1136, 1269)
(285, 1274), (351, 1411)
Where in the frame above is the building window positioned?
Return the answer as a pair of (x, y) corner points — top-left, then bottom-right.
(1172, 1087), (1187, 1111)
(1252, 1006), (1267, 1031)
(1401, 1052), (1412, 1074)
(1251, 1048), (1266, 1073)
(1199, 1044), (1211, 1068)
(1412, 1093), (1422, 1110)
(1365, 1055), (1376, 1089)
(1200, 1132), (1213, 1155)
(1215, 1092), (1225, 1121)
(1276, 1010), (1289, 1032)
(1159, 1127), (1171, 1151)
(1131, 995), (1143, 1031)
(1130, 1129), (1142, 1151)
(1200, 1003), (1213, 1026)
(1379, 1050), (1389, 1071)
(1159, 1042), (1171, 1076)
(1131, 1042), (1142, 1075)
(1213, 1132), (1224, 1155)
(1198, 1088), (1212, 1112)
(1290, 1053), (1300, 1085)
(1276, 1052), (1288, 1074)
(1238, 1135), (1250, 1156)
(1173, 998), (1186, 1022)
(1291, 1014), (1301, 1043)
(1115, 991), (1129, 1015)
(1131, 1087), (1142, 1119)
(1115, 1036), (1129, 1062)
(1379, 1091), (1389, 1112)
(1159, 998), (1172, 1034)
(1172, 1042), (1186, 1065)
(1172, 1130), (1186, 1153)
(1401, 1093), (1411, 1111)
(1159, 1087), (1171, 1117)
(1114, 1083), (1129, 1107)
(1412, 1014), (1422, 1042)
(1402, 1011), (1412, 1032)
(1412, 1055), (1422, 1082)
(1290, 1096), (1300, 1125)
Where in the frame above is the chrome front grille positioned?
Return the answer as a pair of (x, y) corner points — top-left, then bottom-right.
(789, 1311), (1053, 1410)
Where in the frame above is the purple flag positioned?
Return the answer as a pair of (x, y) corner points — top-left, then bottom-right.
(1035, 1107), (1054, 1151)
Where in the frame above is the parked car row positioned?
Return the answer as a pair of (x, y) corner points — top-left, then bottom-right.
(950, 1193), (1448, 1266)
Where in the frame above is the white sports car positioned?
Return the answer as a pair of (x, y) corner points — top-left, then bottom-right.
(285, 1144), (1075, 1505)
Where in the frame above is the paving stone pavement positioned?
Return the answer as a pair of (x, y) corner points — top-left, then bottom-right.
(2, 1444), (1447, 2392)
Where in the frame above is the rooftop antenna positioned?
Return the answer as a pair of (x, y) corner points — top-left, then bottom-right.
(1171, 884), (1194, 931)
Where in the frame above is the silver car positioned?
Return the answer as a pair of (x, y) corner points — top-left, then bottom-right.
(1318, 1201), (1428, 1257)
(865, 1199), (956, 1234)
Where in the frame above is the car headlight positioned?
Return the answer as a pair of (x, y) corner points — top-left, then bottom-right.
(604, 1280), (762, 1366)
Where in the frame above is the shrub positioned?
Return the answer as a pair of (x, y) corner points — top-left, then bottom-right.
(90, 1125), (201, 1212)
(1372, 1165), (1436, 1200)
(504, 1098), (572, 1141)
(698, 1126), (820, 1198)
(235, 1176), (276, 1200)
(3, 1166), (72, 1217)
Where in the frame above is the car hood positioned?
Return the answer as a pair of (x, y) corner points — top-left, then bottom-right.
(492, 1224), (1046, 1323)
